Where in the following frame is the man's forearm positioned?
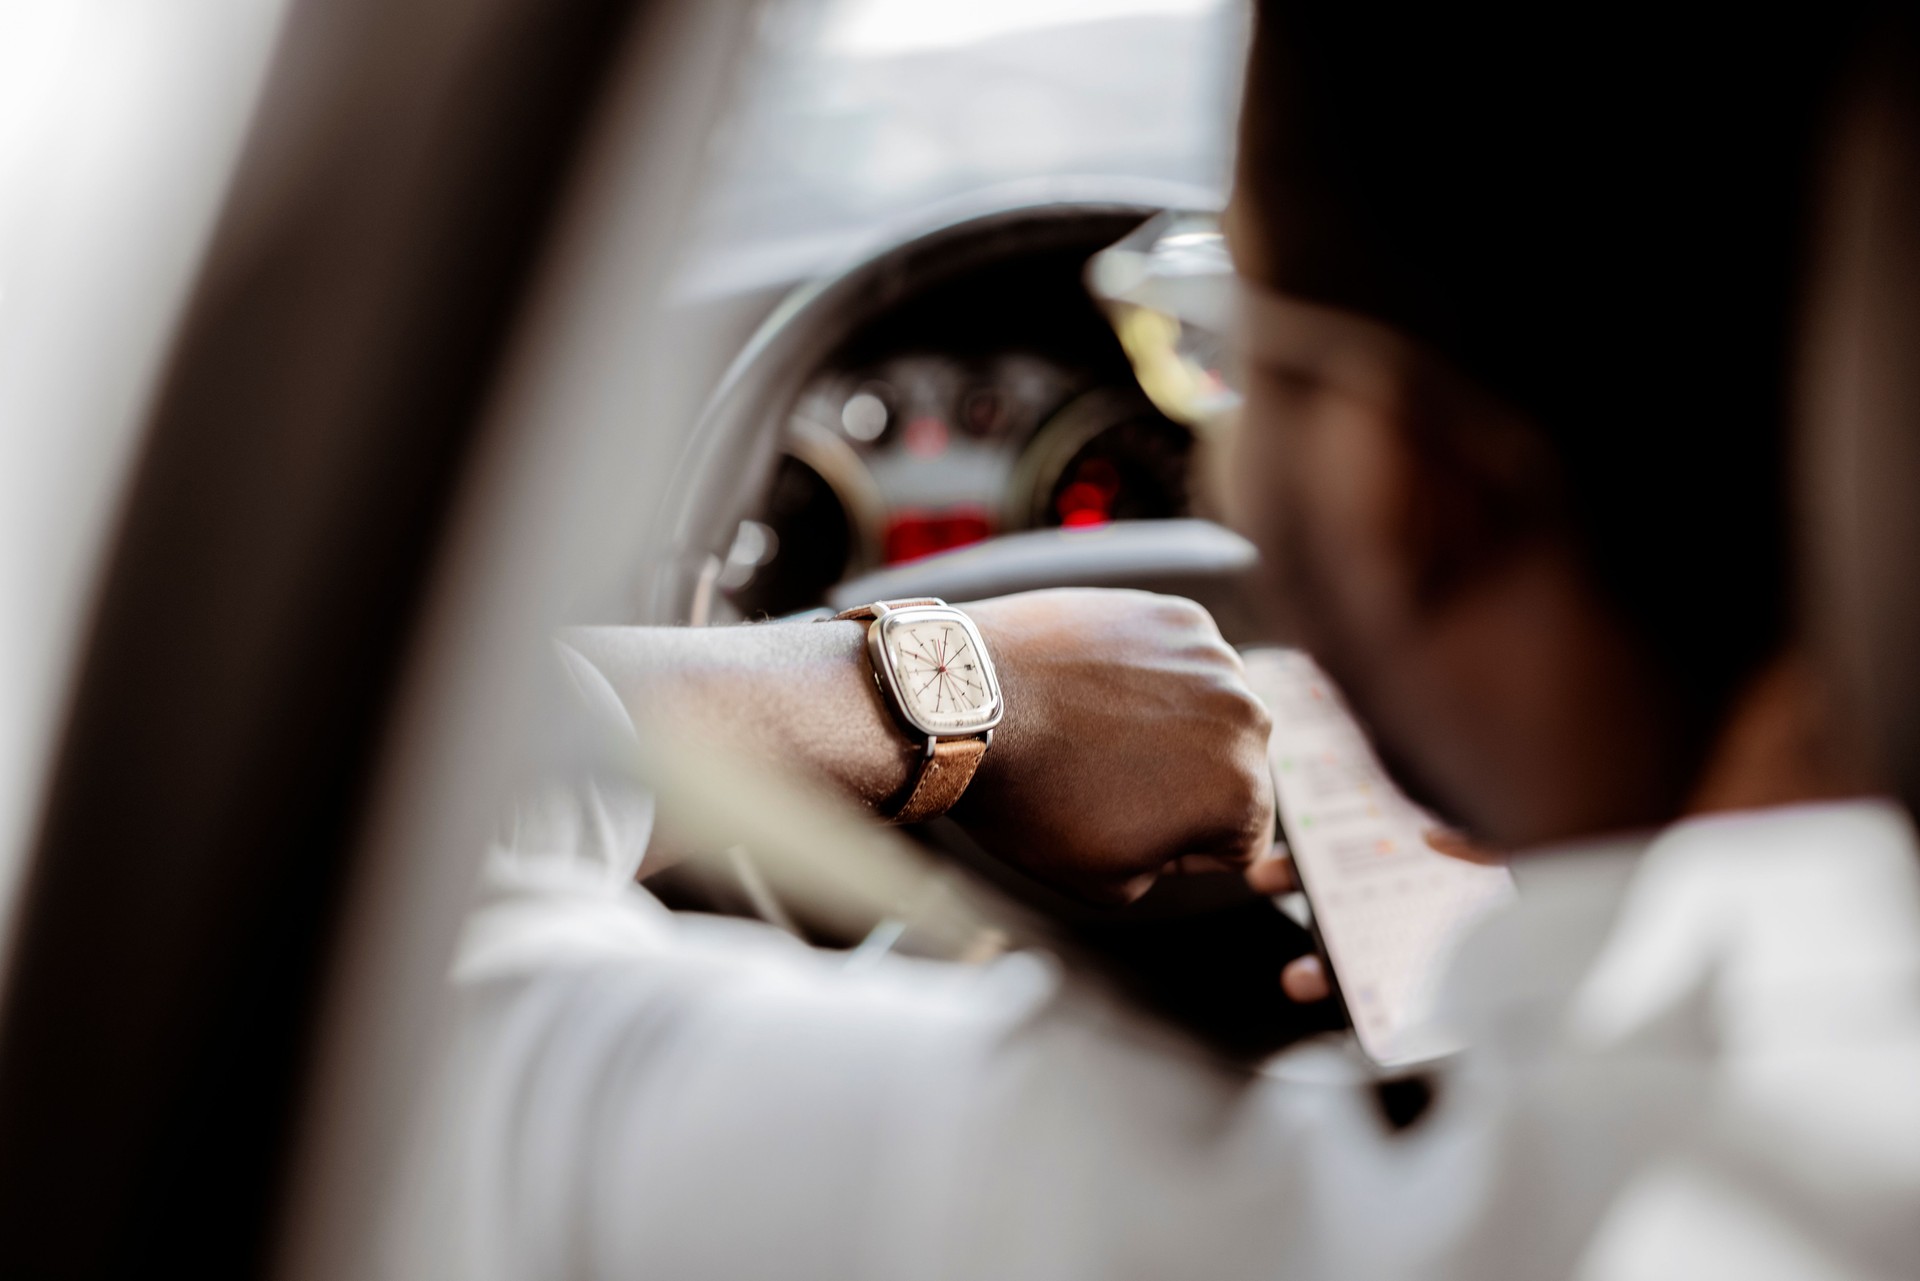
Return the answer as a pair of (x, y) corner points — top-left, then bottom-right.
(566, 589), (1277, 904)
(563, 621), (918, 813)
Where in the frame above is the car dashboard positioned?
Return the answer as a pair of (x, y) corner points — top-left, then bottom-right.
(723, 227), (1196, 618)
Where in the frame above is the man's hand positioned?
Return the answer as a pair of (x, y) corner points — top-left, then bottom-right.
(566, 589), (1272, 906)
(1244, 851), (1333, 1002)
(1244, 827), (1499, 1004)
(952, 589), (1275, 904)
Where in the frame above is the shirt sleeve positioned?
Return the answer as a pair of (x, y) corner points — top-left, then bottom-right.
(409, 899), (1378, 1281)
(392, 642), (1386, 1281)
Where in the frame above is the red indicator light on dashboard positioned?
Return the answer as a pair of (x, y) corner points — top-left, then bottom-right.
(1060, 505), (1108, 528)
(883, 508), (992, 563)
(1056, 455), (1123, 528)
(902, 415), (949, 458)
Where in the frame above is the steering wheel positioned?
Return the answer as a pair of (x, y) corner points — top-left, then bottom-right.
(640, 189), (1268, 639)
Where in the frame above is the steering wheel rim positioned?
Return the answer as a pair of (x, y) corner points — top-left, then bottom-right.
(639, 180), (1221, 626)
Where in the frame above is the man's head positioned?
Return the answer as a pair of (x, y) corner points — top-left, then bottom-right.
(1222, 5), (1863, 848)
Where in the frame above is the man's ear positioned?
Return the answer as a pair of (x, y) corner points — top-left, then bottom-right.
(1267, 366), (1428, 640)
(1241, 357), (1468, 641)
(1391, 381), (1562, 616)
(1290, 382), (1510, 638)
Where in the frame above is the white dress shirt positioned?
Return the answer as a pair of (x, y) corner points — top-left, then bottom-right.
(393, 649), (1920, 1280)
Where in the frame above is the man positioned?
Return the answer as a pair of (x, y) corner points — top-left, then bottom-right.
(397, 6), (1920, 1278)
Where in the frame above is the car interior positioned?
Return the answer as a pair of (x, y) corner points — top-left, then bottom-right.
(0, 1), (1331, 1276)
(640, 193), (1335, 1057)
(9, 1), (1920, 1276)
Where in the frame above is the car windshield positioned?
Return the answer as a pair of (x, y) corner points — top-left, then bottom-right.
(683, 0), (1247, 295)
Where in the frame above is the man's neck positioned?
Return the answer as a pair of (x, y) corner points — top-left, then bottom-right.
(1684, 653), (1873, 816)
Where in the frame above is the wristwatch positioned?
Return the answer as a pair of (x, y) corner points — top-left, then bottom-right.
(832, 597), (1003, 823)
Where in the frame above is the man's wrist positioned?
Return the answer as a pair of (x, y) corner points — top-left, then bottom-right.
(566, 620), (920, 811)
(949, 603), (1029, 803)
(831, 600), (1002, 821)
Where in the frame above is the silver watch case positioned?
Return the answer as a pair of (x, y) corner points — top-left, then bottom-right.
(865, 602), (1004, 741)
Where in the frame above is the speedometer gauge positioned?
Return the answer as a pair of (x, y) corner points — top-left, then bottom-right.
(1012, 388), (1194, 530)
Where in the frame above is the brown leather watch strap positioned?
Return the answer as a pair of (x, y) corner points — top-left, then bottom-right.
(893, 736), (988, 824)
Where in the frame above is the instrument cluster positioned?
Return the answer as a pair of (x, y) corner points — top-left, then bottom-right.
(728, 350), (1194, 618)
(712, 213), (1202, 620)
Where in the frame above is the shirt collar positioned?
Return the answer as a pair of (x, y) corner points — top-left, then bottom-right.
(1438, 799), (1920, 1058)
(1434, 830), (1650, 1050)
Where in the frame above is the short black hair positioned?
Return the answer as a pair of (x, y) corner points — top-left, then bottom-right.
(1237, 3), (1866, 743)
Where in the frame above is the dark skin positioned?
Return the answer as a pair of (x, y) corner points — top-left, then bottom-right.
(572, 160), (1873, 996)
(567, 588), (1275, 906)
(1222, 189), (1870, 1002)
(1795, 51), (1920, 810)
(1222, 197), (1691, 850)
(574, 194), (1864, 1000)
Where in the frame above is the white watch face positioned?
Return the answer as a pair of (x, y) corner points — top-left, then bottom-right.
(874, 608), (1002, 735)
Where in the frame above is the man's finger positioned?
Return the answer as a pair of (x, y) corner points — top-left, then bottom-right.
(1245, 843), (1297, 895)
(1280, 953), (1331, 1002)
(1424, 827), (1504, 865)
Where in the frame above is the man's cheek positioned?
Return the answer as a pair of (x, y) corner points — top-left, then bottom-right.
(1212, 381), (1309, 635)
(1215, 378), (1291, 550)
